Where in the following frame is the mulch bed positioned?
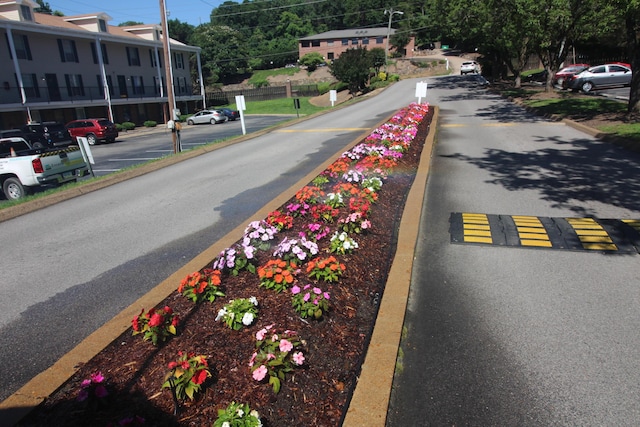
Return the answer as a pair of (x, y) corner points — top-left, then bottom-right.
(17, 106), (433, 427)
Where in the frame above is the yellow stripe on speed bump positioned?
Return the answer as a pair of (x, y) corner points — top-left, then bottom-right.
(462, 213), (492, 244)
(512, 215), (552, 247)
(566, 218), (617, 251)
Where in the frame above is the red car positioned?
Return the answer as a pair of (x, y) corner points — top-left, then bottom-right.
(554, 64), (590, 87)
(66, 118), (119, 145)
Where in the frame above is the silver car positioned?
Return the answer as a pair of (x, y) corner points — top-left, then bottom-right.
(185, 110), (228, 125)
(566, 63), (632, 93)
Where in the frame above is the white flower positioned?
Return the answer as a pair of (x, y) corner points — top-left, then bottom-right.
(250, 296), (258, 306)
(242, 312), (255, 326)
(236, 408), (244, 417)
(222, 422), (230, 427)
(215, 307), (227, 321)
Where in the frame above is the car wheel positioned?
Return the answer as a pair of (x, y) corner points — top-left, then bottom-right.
(581, 81), (594, 93)
(86, 133), (97, 145)
(32, 141), (45, 149)
(107, 138), (116, 143)
(210, 119), (217, 124)
(187, 119), (194, 125)
(3, 177), (27, 200)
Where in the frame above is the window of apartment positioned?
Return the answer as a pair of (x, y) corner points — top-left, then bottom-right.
(153, 76), (161, 94)
(126, 47), (141, 66)
(327, 52), (334, 60)
(58, 39), (79, 63)
(311, 40), (320, 47)
(6, 34), (33, 60)
(376, 37), (384, 44)
(149, 49), (157, 67)
(18, 73), (39, 98)
(98, 19), (107, 32)
(301, 40), (310, 48)
(351, 38), (358, 45)
(174, 52), (184, 69)
(90, 43), (109, 64)
(20, 5), (33, 21)
(131, 75), (144, 95)
(341, 39), (348, 46)
(64, 74), (85, 97)
(362, 38), (369, 45)
(327, 40), (334, 46)
(96, 74), (113, 96)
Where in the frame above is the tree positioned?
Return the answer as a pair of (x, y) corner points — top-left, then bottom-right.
(368, 48), (386, 74)
(168, 19), (195, 44)
(330, 47), (372, 95)
(118, 21), (144, 27)
(620, 0), (640, 112)
(34, 0), (52, 14)
(299, 52), (324, 71)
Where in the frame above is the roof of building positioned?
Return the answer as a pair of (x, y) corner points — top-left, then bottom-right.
(299, 28), (395, 41)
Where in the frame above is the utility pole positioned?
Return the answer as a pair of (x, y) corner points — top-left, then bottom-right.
(384, 8), (403, 66)
(159, 0), (179, 153)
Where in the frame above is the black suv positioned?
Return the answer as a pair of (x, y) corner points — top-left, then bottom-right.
(21, 122), (73, 148)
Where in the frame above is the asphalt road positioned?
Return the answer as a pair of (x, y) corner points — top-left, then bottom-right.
(0, 83), (418, 402)
(387, 75), (640, 425)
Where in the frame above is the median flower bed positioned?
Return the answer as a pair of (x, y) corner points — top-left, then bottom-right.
(18, 102), (432, 427)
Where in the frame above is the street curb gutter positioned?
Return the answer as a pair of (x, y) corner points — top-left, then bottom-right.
(0, 109), (402, 426)
(343, 106), (439, 426)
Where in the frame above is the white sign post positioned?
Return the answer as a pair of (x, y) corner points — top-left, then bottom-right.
(329, 90), (337, 107)
(415, 81), (428, 104)
(235, 95), (247, 135)
(76, 136), (95, 177)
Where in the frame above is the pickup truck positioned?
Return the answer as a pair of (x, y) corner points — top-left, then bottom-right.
(0, 137), (89, 200)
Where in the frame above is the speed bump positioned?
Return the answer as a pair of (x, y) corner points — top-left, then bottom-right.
(450, 213), (640, 253)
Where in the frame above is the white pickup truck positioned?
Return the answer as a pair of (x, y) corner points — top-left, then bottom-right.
(0, 137), (89, 200)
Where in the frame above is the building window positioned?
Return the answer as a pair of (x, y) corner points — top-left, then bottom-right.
(301, 40), (310, 48)
(20, 5), (33, 21)
(362, 38), (369, 45)
(65, 74), (85, 97)
(131, 75), (144, 95)
(376, 37), (384, 44)
(327, 40), (334, 46)
(342, 39), (348, 46)
(91, 43), (109, 64)
(327, 52), (334, 60)
(149, 49), (157, 67)
(98, 19), (107, 32)
(174, 52), (184, 69)
(126, 47), (141, 66)
(58, 39), (79, 63)
(153, 76), (161, 94)
(96, 75), (113, 96)
(20, 73), (39, 98)
(351, 38), (358, 45)
(6, 34), (33, 60)
(311, 40), (320, 47)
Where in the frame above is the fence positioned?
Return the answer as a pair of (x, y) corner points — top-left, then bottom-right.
(206, 83), (320, 106)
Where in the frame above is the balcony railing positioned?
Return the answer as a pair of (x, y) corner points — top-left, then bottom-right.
(0, 85), (199, 105)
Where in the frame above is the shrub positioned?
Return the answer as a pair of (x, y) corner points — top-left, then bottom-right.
(143, 120), (157, 127)
(121, 121), (136, 131)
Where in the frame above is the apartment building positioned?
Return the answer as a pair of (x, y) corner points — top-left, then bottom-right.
(0, 0), (205, 129)
(298, 28), (415, 62)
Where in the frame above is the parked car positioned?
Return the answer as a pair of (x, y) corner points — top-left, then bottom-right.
(553, 64), (590, 87)
(21, 122), (73, 148)
(566, 63), (632, 93)
(219, 107), (240, 121)
(65, 118), (119, 145)
(460, 61), (481, 75)
(185, 110), (228, 125)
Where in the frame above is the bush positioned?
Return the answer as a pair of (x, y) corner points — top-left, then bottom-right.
(115, 123), (124, 131)
(143, 120), (157, 128)
(121, 122), (136, 131)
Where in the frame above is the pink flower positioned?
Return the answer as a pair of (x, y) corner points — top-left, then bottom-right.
(94, 385), (108, 398)
(81, 379), (92, 388)
(249, 351), (257, 367)
(77, 389), (89, 402)
(279, 339), (293, 352)
(256, 328), (268, 341)
(313, 287), (322, 294)
(291, 285), (301, 295)
(303, 293), (310, 302)
(324, 292), (330, 300)
(293, 352), (305, 365)
(90, 372), (104, 383)
(267, 353), (276, 360)
(252, 365), (268, 381)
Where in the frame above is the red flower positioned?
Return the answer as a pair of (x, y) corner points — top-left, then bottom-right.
(192, 369), (208, 385)
(168, 361), (178, 369)
(171, 316), (180, 327)
(148, 312), (163, 327)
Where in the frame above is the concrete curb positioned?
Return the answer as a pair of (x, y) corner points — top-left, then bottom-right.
(0, 106), (415, 425)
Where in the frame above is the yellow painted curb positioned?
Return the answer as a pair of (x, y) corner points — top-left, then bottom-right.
(343, 106), (439, 426)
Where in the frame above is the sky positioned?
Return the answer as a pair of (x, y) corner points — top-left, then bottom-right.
(47, 0), (225, 27)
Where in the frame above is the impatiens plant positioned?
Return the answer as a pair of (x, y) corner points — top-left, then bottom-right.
(249, 324), (305, 393)
(212, 243), (257, 276)
(305, 256), (346, 282)
(162, 351), (211, 401)
(265, 209), (293, 231)
(300, 222), (331, 241)
(295, 185), (325, 204)
(213, 402), (262, 427)
(273, 236), (318, 262)
(286, 201), (310, 217)
(178, 269), (224, 303)
(338, 211), (372, 234)
(362, 176), (383, 192)
(291, 284), (330, 319)
(311, 175), (329, 187)
(132, 306), (178, 345)
(215, 297), (259, 330)
(343, 169), (364, 183)
(310, 203), (339, 223)
(329, 231), (359, 254)
(77, 371), (108, 403)
(324, 192), (345, 208)
(257, 258), (298, 292)
(243, 220), (278, 251)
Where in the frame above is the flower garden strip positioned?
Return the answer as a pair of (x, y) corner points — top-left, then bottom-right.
(17, 103), (433, 427)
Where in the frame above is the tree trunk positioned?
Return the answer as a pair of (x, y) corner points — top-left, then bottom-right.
(626, 14), (640, 113)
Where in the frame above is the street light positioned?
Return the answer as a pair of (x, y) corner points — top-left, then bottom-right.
(384, 8), (403, 65)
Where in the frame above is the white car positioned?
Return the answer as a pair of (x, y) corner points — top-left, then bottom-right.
(460, 61), (481, 75)
(185, 110), (228, 125)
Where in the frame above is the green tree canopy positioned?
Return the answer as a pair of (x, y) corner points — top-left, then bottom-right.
(330, 47), (372, 95)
